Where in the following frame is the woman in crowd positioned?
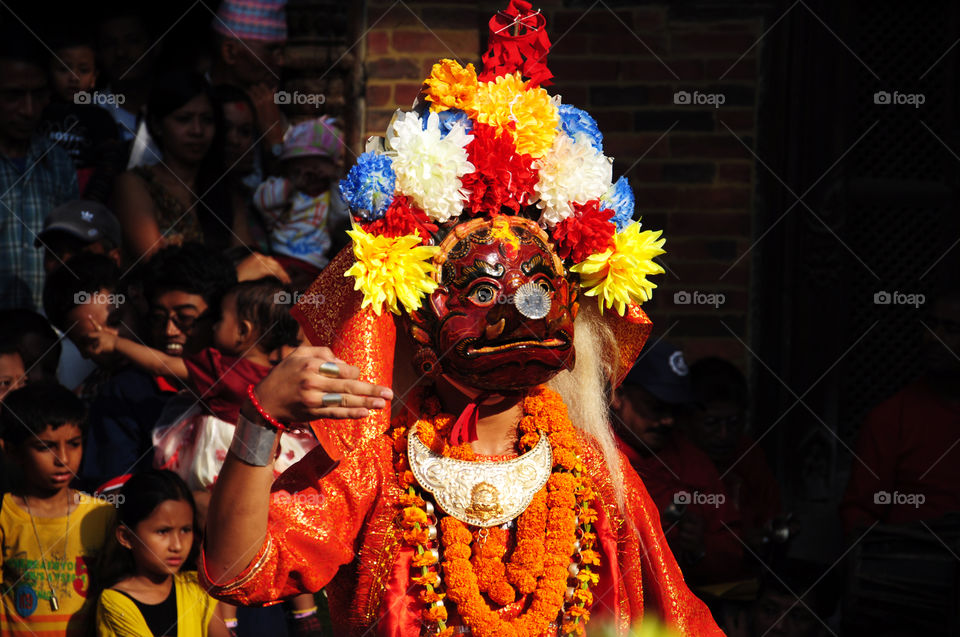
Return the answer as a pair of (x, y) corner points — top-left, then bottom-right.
(112, 71), (231, 262)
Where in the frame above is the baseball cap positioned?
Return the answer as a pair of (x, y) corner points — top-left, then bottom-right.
(621, 340), (695, 405)
(36, 200), (122, 248)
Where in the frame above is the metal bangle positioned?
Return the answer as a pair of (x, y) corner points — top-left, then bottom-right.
(230, 414), (280, 466)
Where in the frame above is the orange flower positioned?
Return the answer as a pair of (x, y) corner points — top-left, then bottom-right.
(419, 588), (445, 604)
(404, 527), (430, 545)
(577, 570), (600, 586)
(580, 549), (601, 566)
(412, 571), (440, 587)
(568, 604), (590, 619)
(423, 602), (448, 623)
(424, 59), (477, 112)
(573, 588), (593, 606)
(413, 549), (439, 567)
(402, 506), (429, 527)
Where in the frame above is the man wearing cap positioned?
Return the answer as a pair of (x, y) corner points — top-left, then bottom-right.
(611, 340), (743, 586)
(35, 200), (122, 275)
(209, 0), (289, 154)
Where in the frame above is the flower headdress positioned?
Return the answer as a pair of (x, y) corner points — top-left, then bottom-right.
(338, 2), (665, 320)
(295, 0), (664, 456)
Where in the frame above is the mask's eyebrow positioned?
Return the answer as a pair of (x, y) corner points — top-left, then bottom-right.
(450, 260), (505, 288)
(521, 253), (558, 278)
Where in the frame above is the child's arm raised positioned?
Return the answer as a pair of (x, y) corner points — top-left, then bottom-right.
(87, 317), (189, 381)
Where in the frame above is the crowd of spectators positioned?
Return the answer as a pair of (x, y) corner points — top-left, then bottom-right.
(0, 1), (341, 635)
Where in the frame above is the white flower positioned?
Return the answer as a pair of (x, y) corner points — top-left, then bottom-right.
(387, 110), (474, 224)
(534, 132), (613, 227)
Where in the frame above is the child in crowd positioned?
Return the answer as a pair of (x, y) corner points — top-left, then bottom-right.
(0, 310), (63, 385)
(0, 335), (26, 403)
(253, 116), (349, 290)
(41, 32), (122, 201)
(0, 383), (115, 635)
(87, 277), (321, 635)
(86, 276), (303, 433)
(95, 470), (228, 636)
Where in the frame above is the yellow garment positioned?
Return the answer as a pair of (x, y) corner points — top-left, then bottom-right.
(96, 571), (218, 637)
(0, 492), (114, 636)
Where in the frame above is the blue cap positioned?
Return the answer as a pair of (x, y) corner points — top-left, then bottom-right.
(621, 340), (694, 405)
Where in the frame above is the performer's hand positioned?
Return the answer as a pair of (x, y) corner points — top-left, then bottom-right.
(250, 345), (393, 423)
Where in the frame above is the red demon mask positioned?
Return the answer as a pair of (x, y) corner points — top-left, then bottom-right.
(407, 216), (579, 391)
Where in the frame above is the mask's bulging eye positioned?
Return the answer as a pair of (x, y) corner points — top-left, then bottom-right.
(514, 281), (552, 319)
(468, 283), (497, 306)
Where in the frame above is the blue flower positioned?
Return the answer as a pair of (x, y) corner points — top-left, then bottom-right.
(602, 177), (635, 231)
(414, 103), (473, 137)
(339, 152), (396, 221)
(557, 104), (603, 152)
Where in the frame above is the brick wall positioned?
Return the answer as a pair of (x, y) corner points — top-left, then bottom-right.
(362, 1), (764, 367)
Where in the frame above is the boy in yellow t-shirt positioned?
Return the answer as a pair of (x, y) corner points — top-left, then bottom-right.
(0, 383), (114, 636)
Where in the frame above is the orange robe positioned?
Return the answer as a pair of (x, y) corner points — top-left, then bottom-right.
(200, 433), (722, 636)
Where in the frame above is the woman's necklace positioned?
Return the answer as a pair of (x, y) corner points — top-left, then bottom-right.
(23, 490), (72, 612)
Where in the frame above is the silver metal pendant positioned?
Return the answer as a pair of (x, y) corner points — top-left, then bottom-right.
(513, 281), (552, 319)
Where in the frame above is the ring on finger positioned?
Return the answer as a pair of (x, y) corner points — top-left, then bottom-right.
(318, 361), (341, 378)
(321, 393), (345, 407)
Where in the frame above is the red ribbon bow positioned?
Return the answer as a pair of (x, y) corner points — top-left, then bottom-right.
(480, 0), (553, 87)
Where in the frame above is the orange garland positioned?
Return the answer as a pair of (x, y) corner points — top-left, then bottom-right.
(392, 386), (599, 637)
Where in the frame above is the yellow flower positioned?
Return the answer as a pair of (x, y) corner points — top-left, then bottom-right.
(344, 227), (440, 316)
(468, 72), (558, 158)
(424, 59), (478, 112)
(570, 221), (666, 315)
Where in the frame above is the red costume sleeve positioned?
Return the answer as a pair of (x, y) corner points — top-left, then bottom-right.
(201, 437), (388, 604)
(619, 457), (724, 635)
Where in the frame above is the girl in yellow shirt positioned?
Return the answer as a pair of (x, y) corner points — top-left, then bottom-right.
(95, 470), (228, 637)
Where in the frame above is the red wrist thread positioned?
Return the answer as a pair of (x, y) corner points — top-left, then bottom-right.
(246, 384), (287, 431)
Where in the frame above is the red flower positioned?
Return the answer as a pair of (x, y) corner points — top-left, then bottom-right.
(552, 200), (616, 263)
(461, 123), (539, 216)
(363, 195), (438, 241)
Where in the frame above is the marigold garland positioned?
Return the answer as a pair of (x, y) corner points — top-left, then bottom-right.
(391, 386), (599, 636)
